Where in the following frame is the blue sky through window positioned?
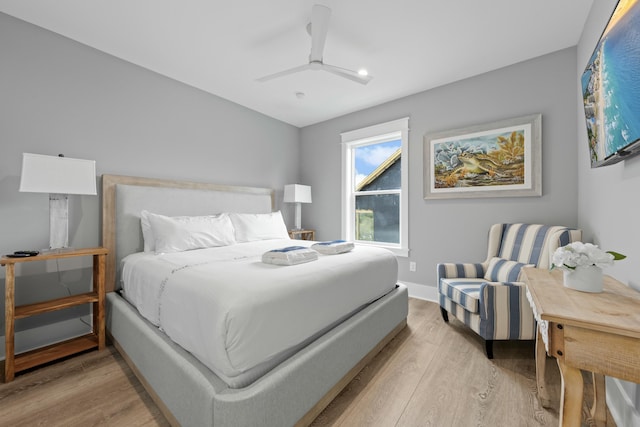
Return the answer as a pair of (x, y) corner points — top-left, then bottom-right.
(354, 139), (401, 186)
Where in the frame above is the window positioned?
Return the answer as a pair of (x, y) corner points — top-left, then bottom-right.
(341, 117), (409, 257)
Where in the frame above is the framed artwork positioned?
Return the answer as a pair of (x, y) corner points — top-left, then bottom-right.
(423, 113), (542, 199)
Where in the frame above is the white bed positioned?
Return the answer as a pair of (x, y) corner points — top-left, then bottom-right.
(121, 239), (398, 388)
(101, 174), (408, 426)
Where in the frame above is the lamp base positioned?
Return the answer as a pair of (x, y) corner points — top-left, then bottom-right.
(49, 193), (69, 249)
(294, 202), (302, 230)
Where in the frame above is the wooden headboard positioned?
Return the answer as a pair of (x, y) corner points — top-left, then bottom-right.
(101, 174), (275, 293)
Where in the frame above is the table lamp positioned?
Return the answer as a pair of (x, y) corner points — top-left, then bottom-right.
(283, 184), (312, 230)
(19, 153), (97, 250)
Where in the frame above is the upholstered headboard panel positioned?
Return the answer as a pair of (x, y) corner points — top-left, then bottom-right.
(102, 174), (275, 292)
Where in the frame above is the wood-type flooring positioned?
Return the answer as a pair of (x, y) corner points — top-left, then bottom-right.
(0, 298), (613, 426)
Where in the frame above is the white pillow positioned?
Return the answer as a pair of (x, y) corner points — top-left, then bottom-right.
(140, 210), (156, 252)
(229, 211), (290, 242)
(144, 211), (236, 253)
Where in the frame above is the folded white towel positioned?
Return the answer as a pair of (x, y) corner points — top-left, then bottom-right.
(311, 240), (354, 255)
(262, 246), (319, 266)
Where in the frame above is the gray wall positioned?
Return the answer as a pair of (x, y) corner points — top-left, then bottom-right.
(0, 13), (299, 332)
(3, 6), (636, 424)
(577, 1), (640, 422)
(300, 48), (580, 288)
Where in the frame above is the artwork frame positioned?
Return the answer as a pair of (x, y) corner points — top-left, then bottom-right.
(423, 113), (542, 200)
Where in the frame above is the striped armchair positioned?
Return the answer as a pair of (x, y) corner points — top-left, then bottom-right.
(437, 224), (581, 359)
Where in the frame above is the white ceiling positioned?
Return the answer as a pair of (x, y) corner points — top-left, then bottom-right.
(0, 0), (594, 128)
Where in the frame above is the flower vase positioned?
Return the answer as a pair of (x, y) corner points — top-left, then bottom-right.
(563, 265), (603, 293)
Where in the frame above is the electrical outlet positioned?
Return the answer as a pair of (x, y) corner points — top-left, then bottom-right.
(409, 261), (416, 272)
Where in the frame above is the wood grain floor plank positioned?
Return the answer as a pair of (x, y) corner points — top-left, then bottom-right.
(311, 297), (445, 426)
(0, 347), (168, 427)
(0, 299), (615, 426)
(329, 299), (451, 426)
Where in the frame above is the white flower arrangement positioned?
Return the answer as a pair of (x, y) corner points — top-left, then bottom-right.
(551, 242), (626, 271)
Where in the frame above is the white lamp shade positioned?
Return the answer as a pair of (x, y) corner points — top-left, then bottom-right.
(19, 153), (97, 195)
(283, 184), (312, 204)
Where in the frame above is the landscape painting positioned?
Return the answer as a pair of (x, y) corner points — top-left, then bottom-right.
(424, 114), (541, 199)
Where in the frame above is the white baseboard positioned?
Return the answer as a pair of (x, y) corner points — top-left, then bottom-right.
(0, 318), (91, 361)
(606, 377), (640, 427)
(399, 281), (438, 303)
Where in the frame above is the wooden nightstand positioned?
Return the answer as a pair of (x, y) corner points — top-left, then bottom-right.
(288, 229), (315, 241)
(1, 247), (108, 382)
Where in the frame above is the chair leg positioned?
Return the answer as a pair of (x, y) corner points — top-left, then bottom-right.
(485, 340), (494, 359)
(439, 306), (449, 322)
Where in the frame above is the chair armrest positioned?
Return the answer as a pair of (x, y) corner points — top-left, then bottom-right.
(478, 281), (536, 340)
(479, 281), (527, 314)
(437, 263), (485, 283)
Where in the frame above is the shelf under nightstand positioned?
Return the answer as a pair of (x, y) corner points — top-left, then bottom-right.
(1, 247), (108, 382)
(288, 229), (315, 241)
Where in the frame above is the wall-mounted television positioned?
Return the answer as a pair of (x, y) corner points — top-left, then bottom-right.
(581, 0), (640, 168)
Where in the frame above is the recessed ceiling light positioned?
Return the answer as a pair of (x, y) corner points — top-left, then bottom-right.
(358, 69), (369, 77)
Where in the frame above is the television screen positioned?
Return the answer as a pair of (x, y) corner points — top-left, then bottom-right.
(582, 0), (640, 167)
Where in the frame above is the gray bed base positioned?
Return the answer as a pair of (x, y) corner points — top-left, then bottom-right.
(107, 284), (408, 426)
(101, 174), (408, 426)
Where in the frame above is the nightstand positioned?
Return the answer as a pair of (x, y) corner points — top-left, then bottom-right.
(1, 247), (108, 382)
(288, 229), (315, 241)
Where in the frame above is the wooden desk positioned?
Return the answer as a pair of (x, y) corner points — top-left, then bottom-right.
(1, 247), (108, 382)
(522, 267), (640, 427)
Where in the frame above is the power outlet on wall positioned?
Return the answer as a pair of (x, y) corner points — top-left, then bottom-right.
(409, 261), (416, 272)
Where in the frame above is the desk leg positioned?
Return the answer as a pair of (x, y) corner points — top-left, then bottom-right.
(535, 327), (552, 407)
(557, 359), (583, 427)
(590, 372), (606, 427)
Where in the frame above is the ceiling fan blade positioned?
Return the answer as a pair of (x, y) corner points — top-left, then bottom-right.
(321, 63), (373, 85)
(256, 64), (312, 82)
(258, 5), (372, 86)
(309, 5), (331, 62)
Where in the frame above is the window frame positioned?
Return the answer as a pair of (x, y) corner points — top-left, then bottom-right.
(340, 117), (409, 257)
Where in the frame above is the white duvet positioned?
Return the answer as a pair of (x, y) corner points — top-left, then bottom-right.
(121, 239), (397, 387)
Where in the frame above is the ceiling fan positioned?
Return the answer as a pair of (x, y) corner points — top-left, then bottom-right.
(257, 4), (373, 85)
